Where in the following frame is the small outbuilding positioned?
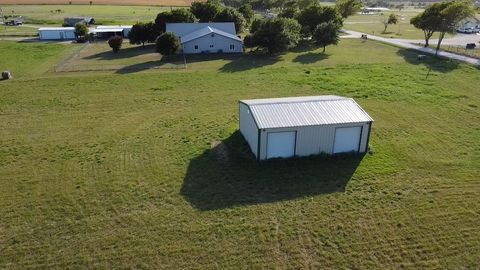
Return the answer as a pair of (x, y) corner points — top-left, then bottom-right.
(166, 22), (243, 54)
(239, 96), (374, 160)
(38, 27), (76, 40)
(93, 25), (132, 38)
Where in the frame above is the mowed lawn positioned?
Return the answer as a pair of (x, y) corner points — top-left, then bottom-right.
(0, 39), (479, 268)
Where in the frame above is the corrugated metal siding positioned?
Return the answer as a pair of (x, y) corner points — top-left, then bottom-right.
(239, 103), (258, 158)
(258, 122), (371, 160)
(249, 98), (373, 129)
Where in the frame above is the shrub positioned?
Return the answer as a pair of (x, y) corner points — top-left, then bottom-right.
(156, 32), (180, 56)
(108, 36), (123, 53)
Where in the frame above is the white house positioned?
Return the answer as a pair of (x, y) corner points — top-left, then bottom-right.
(38, 27), (76, 40)
(166, 22), (243, 54)
(239, 96), (374, 161)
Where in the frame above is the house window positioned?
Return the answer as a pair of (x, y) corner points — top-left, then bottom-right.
(230, 44), (235, 50)
(211, 33), (215, 37)
(194, 45), (198, 50)
(209, 44), (214, 48)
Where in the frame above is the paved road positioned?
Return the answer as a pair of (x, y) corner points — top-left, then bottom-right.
(342, 29), (480, 66)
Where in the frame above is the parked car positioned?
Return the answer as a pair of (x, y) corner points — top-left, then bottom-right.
(5, 20), (23, 26)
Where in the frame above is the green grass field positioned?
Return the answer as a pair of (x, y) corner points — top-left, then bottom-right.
(0, 39), (479, 268)
(344, 9), (452, 40)
(1, 5), (174, 25)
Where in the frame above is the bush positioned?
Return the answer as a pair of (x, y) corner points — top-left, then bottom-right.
(156, 32), (180, 56)
(108, 36), (123, 53)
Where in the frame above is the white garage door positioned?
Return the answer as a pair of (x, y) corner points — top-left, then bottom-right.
(267, 131), (296, 159)
(333, 126), (362, 154)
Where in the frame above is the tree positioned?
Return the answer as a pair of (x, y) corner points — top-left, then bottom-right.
(312, 21), (340, 52)
(250, 18), (265, 33)
(243, 34), (256, 48)
(155, 9), (196, 33)
(296, 6), (343, 37)
(433, 0), (474, 54)
(382, 13), (399, 33)
(278, 6), (300, 19)
(74, 23), (88, 41)
(335, 0), (363, 18)
(213, 7), (246, 33)
(156, 32), (180, 57)
(190, 0), (221, 22)
(238, 4), (254, 26)
(252, 18), (301, 54)
(108, 36), (123, 53)
(410, 4), (443, 47)
(129, 23), (149, 46)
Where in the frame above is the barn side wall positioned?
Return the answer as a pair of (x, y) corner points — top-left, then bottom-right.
(182, 34), (243, 54)
(39, 30), (76, 40)
(258, 122), (371, 160)
(239, 103), (259, 158)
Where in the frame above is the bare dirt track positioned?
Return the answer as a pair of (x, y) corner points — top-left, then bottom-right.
(0, 0), (197, 6)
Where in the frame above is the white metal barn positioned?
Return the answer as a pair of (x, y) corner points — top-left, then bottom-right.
(38, 27), (76, 40)
(239, 96), (374, 161)
(166, 22), (243, 54)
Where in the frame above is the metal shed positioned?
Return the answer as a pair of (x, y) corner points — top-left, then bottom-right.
(38, 27), (76, 40)
(239, 96), (374, 160)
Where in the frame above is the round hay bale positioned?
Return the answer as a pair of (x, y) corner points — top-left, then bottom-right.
(2, 71), (12, 80)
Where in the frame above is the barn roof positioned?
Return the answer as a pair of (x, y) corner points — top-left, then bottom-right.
(181, 26), (241, 43)
(38, 27), (75, 31)
(166, 22), (236, 38)
(241, 96), (373, 129)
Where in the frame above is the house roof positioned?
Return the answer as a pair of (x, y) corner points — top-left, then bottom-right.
(96, 25), (132, 29)
(241, 96), (374, 129)
(38, 27), (75, 31)
(180, 26), (241, 43)
(166, 22), (236, 38)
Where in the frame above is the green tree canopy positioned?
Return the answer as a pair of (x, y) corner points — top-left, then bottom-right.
(74, 23), (88, 38)
(433, 0), (474, 54)
(155, 9), (196, 33)
(128, 22), (158, 46)
(312, 21), (341, 52)
(191, 0), (221, 22)
(238, 4), (254, 26)
(382, 13), (399, 33)
(213, 7), (246, 33)
(156, 32), (181, 56)
(335, 0), (363, 18)
(296, 6), (343, 37)
(251, 17), (301, 54)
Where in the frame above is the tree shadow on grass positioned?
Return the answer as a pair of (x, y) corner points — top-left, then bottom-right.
(84, 44), (156, 60)
(181, 131), (365, 211)
(397, 48), (460, 73)
(115, 58), (186, 74)
(293, 52), (329, 64)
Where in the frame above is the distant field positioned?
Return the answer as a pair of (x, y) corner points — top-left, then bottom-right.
(0, 39), (479, 268)
(1, 4), (179, 25)
(0, 0), (195, 6)
(344, 9), (439, 40)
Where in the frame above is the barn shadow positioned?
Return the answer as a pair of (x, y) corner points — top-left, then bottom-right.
(181, 131), (365, 211)
(85, 44), (156, 60)
(396, 48), (460, 72)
